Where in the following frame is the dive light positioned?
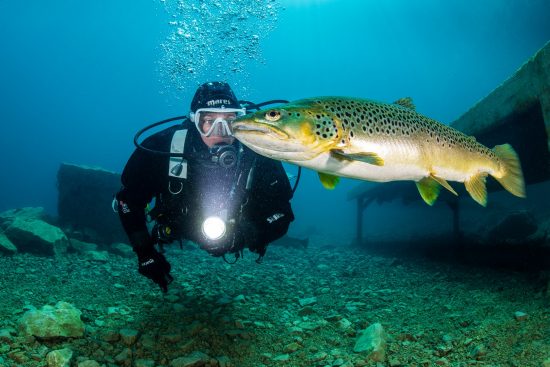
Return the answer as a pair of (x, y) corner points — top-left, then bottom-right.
(202, 216), (226, 241)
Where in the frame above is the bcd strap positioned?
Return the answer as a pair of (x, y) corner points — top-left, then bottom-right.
(169, 129), (188, 179)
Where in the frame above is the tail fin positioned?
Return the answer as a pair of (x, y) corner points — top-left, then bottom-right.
(492, 144), (526, 198)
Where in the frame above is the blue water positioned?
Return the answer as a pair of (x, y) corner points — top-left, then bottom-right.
(0, 0), (549, 239)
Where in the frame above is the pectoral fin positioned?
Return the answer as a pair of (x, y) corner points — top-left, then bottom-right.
(416, 177), (441, 206)
(465, 172), (488, 206)
(318, 172), (340, 190)
(330, 149), (384, 166)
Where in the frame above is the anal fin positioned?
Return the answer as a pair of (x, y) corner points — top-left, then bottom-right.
(464, 172), (488, 206)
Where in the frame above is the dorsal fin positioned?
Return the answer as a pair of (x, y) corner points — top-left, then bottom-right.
(393, 97), (416, 110)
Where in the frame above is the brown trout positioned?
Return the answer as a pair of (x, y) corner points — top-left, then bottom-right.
(232, 97), (525, 206)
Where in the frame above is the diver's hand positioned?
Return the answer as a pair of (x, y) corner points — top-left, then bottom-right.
(235, 221), (267, 261)
(235, 221), (259, 248)
(137, 248), (173, 292)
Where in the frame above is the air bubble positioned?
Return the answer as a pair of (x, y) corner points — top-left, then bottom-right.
(158, 0), (281, 97)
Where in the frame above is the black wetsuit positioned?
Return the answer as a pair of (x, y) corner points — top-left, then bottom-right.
(116, 118), (294, 257)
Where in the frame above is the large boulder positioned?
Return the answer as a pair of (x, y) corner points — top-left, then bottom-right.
(4, 217), (68, 256)
(0, 207), (47, 229)
(57, 163), (126, 244)
(18, 302), (85, 339)
(488, 211), (539, 243)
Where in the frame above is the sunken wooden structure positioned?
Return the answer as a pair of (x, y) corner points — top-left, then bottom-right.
(349, 41), (550, 245)
(57, 163), (126, 244)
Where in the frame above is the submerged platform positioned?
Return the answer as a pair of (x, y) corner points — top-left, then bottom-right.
(350, 41), (550, 253)
(452, 40), (550, 184)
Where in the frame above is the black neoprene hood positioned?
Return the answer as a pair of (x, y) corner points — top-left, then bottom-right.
(190, 81), (241, 112)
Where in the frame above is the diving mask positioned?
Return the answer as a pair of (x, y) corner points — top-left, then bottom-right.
(191, 108), (246, 137)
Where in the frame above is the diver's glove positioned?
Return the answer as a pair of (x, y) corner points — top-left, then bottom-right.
(136, 247), (173, 293)
(249, 241), (268, 263)
(235, 221), (267, 262)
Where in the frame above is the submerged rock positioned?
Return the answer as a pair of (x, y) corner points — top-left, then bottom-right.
(77, 359), (100, 367)
(353, 322), (387, 362)
(110, 242), (134, 258)
(18, 301), (85, 338)
(309, 351), (328, 362)
(170, 351), (210, 367)
(46, 347), (73, 367)
(0, 207), (46, 227)
(284, 342), (301, 353)
(77, 360), (101, 367)
(83, 250), (109, 262)
(0, 231), (17, 254)
(298, 296), (317, 307)
(134, 360), (155, 367)
(488, 211), (538, 242)
(68, 238), (98, 253)
(272, 354), (290, 361)
(469, 344), (487, 359)
(119, 328), (140, 345)
(57, 163), (126, 244)
(216, 356), (231, 367)
(114, 348), (132, 364)
(514, 311), (528, 321)
(5, 217), (68, 256)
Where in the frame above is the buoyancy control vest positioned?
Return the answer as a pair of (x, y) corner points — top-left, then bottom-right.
(149, 127), (257, 254)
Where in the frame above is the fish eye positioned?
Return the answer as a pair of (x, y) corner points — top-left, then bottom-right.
(265, 110), (281, 122)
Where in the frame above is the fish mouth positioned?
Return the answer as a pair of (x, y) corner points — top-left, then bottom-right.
(232, 120), (316, 160)
(232, 121), (289, 140)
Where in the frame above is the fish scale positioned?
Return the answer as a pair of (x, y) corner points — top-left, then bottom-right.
(232, 96), (525, 206)
(311, 98), (488, 155)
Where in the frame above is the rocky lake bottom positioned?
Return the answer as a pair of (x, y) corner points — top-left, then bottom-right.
(0, 237), (549, 367)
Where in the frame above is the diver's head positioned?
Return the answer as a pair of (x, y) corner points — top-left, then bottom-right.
(190, 82), (246, 148)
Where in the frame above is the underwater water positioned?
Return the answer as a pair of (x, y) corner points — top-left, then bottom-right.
(1, 0), (550, 366)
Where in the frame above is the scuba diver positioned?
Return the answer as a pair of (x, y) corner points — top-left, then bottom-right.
(115, 82), (295, 292)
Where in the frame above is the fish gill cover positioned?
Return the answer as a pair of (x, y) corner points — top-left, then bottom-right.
(157, 0), (282, 95)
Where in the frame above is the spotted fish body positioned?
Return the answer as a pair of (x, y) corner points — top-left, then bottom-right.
(232, 97), (526, 206)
